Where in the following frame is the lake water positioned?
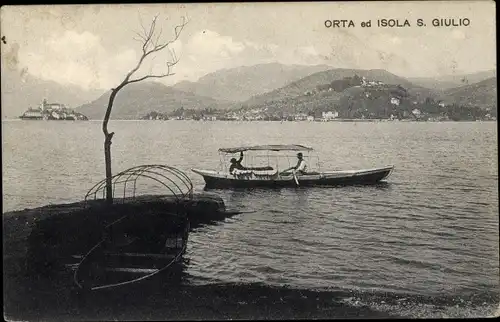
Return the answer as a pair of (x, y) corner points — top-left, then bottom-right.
(2, 120), (499, 318)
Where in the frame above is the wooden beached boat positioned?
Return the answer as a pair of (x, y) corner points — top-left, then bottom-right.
(73, 209), (189, 291)
(71, 165), (192, 291)
(192, 144), (394, 188)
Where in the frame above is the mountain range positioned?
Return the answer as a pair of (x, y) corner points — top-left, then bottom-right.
(172, 63), (333, 102)
(1, 66), (104, 119)
(408, 70), (496, 91)
(440, 77), (497, 109)
(2, 62), (496, 120)
(76, 82), (233, 120)
(242, 68), (436, 108)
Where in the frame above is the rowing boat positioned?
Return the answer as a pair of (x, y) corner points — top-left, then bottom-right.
(192, 144), (394, 188)
(73, 209), (189, 291)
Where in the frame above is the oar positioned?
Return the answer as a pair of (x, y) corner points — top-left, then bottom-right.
(223, 210), (257, 215)
(292, 169), (300, 186)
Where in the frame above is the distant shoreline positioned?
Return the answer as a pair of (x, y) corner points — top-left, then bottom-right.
(2, 118), (497, 123)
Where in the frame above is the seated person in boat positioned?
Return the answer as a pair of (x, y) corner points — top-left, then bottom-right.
(281, 152), (307, 175)
(229, 151), (275, 175)
(229, 152), (247, 174)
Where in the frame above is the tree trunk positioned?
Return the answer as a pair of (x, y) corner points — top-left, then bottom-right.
(104, 132), (114, 204)
(102, 88), (120, 204)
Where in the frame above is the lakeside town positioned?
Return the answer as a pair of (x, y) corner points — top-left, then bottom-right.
(141, 76), (497, 123)
(141, 111), (497, 122)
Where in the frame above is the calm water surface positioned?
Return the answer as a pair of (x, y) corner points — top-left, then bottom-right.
(3, 120), (499, 317)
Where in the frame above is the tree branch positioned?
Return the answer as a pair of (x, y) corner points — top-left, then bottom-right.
(128, 57), (179, 84)
(132, 30), (147, 43)
(101, 14), (187, 204)
(154, 26), (163, 48)
(118, 16), (187, 88)
(138, 14), (148, 40)
(127, 73), (177, 85)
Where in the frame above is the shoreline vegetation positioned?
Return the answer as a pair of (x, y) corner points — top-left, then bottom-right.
(7, 118), (498, 123)
(139, 117), (497, 122)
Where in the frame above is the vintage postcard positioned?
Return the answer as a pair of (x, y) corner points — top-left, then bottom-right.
(2, 1), (498, 321)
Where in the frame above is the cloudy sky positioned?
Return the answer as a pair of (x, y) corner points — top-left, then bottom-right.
(1, 1), (496, 91)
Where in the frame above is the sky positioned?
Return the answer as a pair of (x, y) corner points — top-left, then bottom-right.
(1, 1), (496, 91)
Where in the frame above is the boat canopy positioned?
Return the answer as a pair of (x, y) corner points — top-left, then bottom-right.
(219, 144), (313, 153)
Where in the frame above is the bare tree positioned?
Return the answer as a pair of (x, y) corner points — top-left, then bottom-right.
(102, 15), (187, 204)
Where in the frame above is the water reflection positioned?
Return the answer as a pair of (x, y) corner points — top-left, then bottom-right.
(369, 182), (392, 190)
(215, 187), (314, 215)
(292, 187), (313, 208)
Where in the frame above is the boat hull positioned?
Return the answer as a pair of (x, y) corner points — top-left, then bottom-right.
(192, 166), (394, 189)
(73, 211), (189, 291)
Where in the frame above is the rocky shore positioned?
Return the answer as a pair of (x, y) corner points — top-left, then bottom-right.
(3, 199), (400, 320)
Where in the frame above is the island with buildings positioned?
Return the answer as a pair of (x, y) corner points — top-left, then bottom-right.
(19, 99), (89, 121)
